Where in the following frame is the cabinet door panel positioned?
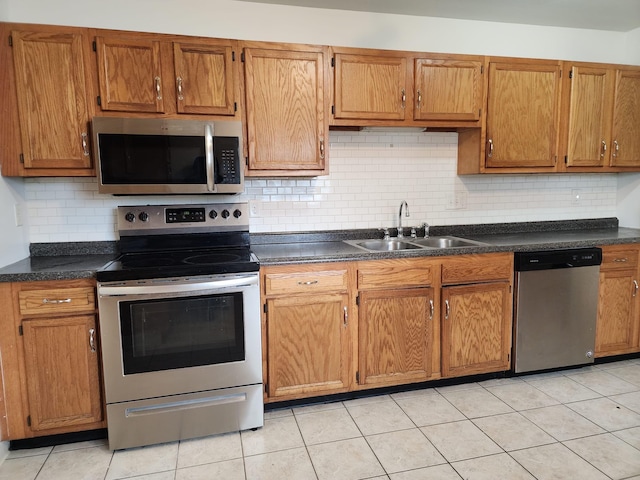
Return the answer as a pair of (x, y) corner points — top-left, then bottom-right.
(611, 70), (640, 167)
(22, 315), (103, 431)
(12, 30), (91, 169)
(442, 282), (511, 377)
(486, 62), (561, 168)
(96, 36), (164, 112)
(414, 59), (482, 121)
(334, 53), (407, 120)
(266, 294), (349, 397)
(596, 270), (639, 356)
(359, 288), (433, 386)
(173, 42), (235, 115)
(244, 48), (326, 172)
(566, 66), (613, 167)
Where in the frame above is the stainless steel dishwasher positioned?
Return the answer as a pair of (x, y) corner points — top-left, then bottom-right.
(513, 247), (602, 373)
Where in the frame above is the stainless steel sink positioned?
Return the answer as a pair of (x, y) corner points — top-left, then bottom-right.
(351, 239), (423, 251)
(411, 236), (488, 248)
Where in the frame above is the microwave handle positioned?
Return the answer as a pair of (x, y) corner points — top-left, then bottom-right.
(205, 124), (216, 192)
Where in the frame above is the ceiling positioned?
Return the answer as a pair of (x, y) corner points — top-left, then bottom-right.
(236, 0), (640, 32)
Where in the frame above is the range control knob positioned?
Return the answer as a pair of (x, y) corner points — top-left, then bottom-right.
(221, 209), (230, 219)
(233, 209), (242, 218)
(124, 212), (136, 223)
(139, 212), (149, 222)
(209, 210), (218, 219)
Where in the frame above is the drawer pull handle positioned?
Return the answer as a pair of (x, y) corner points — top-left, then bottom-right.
(155, 76), (162, 100)
(42, 298), (72, 304)
(444, 299), (450, 320)
(319, 139), (325, 160)
(416, 89), (422, 108)
(89, 328), (96, 353)
(81, 132), (90, 156)
(613, 258), (628, 262)
(634, 280), (639, 297)
(343, 306), (348, 326)
(401, 88), (406, 108)
(600, 140), (607, 158)
(487, 138), (494, 158)
(297, 280), (318, 286)
(429, 299), (434, 320)
(176, 76), (184, 101)
(612, 140), (619, 158)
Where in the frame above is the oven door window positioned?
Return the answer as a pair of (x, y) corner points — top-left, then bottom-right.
(119, 293), (244, 374)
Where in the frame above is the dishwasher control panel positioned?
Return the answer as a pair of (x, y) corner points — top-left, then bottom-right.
(514, 248), (602, 271)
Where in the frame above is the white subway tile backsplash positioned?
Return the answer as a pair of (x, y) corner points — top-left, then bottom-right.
(22, 131), (618, 242)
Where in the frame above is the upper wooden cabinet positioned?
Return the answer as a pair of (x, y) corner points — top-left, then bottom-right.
(484, 59), (562, 171)
(330, 47), (484, 127)
(0, 24), (95, 176)
(561, 63), (640, 171)
(94, 34), (237, 116)
(242, 43), (329, 176)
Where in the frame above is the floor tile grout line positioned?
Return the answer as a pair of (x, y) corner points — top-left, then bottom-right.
(290, 405), (320, 480)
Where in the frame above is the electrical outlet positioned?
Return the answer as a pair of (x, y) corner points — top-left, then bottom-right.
(13, 204), (23, 226)
(571, 189), (582, 205)
(249, 200), (261, 217)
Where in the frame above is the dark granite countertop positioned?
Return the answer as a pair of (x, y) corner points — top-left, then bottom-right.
(2, 219), (640, 280)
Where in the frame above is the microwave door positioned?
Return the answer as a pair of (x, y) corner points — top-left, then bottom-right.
(205, 124), (216, 193)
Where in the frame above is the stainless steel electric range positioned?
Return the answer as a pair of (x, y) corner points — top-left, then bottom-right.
(96, 202), (262, 450)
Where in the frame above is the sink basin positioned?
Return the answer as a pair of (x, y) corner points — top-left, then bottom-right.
(347, 239), (423, 252)
(412, 236), (487, 248)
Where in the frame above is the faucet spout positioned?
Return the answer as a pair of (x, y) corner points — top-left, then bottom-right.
(398, 201), (409, 237)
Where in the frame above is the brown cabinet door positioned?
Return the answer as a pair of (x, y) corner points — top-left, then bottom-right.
(414, 58), (483, 121)
(596, 269), (639, 356)
(95, 35), (164, 112)
(244, 47), (327, 173)
(173, 41), (235, 115)
(333, 53), (407, 120)
(566, 66), (614, 167)
(611, 69), (640, 167)
(11, 30), (92, 170)
(358, 288), (434, 387)
(266, 293), (350, 398)
(486, 62), (561, 168)
(22, 315), (103, 432)
(441, 282), (512, 377)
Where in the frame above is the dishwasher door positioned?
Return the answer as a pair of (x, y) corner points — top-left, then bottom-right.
(513, 253), (601, 373)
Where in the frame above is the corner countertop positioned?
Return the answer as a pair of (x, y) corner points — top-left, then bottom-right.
(1, 219), (640, 282)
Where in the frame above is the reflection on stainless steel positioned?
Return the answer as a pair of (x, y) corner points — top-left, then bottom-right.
(344, 235), (488, 252)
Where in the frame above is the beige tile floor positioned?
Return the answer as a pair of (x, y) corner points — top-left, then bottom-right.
(2, 358), (640, 480)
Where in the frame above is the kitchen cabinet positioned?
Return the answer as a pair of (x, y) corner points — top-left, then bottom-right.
(0, 279), (105, 441)
(331, 48), (484, 126)
(484, 59), (562, 171)
(562, 63), (640, 171)
(356, 258), (439, 387)
(94, 34), (237, 116)
(595, 245), (640, 357)
(440, 253), (513, 377)
(0, 24), (96, 176)
(242, 42), (329, 176)
(261, 263), (354, 401)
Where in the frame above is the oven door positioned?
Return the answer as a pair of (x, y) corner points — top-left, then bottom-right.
(97, 273), (261, 404)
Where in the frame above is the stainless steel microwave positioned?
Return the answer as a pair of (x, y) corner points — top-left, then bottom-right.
(92, 117), (244, 195)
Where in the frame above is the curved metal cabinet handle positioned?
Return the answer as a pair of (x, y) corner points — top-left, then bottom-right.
(429, 299), (434, 320)
(176, 76), (184, 101)
(613, 258), (628, 263)
(297, 280), (318, 286)
(319, 139), (325, 160)
(81, 133), (90, 157)
(343, 306), (348, 326)
(634, 280), (639, 297)
(155, 76), (162, 100)
(444, 299), (450, 320)
(416, 89), (422, 108)
(600, 140), (607, 158)
(89, 328), (96, 353)
(42, 298), (71, 304)
(613, 140), (619, 158)
(401, 88), (406, 108)
(487, 139), (494, 158)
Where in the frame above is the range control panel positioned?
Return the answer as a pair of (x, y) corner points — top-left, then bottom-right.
(117, 203), (249, 234)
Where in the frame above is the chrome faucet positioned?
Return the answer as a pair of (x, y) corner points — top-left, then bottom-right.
(398, 201), (409, 237)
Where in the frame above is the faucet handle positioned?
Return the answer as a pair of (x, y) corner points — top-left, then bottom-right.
(420, 222), (430, 238)
(378, 227), (390, 239)
(410, 227), (417, 238)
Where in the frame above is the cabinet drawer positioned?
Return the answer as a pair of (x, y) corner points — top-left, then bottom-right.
(18, 287), (96, 316)
(358, 258), (436, 289)
(441, 253), (513, 285)
(264, 269), (348, 295)
(600, 246), (639, 270)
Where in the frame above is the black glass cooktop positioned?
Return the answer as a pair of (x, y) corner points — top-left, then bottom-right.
(97, 246), (259, 282)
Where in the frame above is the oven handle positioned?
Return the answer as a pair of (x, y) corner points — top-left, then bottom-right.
(205, 123), (216, 192)
(98, 274), (258, 297)
(125, 392), (247, 417)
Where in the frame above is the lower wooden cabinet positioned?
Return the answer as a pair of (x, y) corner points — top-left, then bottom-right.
(262, 263), (354, 401)
(0, 279), (105, 441)
(596, 245), (640, 357)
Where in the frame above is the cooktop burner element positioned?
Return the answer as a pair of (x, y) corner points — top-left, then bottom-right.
(96, 203), (259, 282)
